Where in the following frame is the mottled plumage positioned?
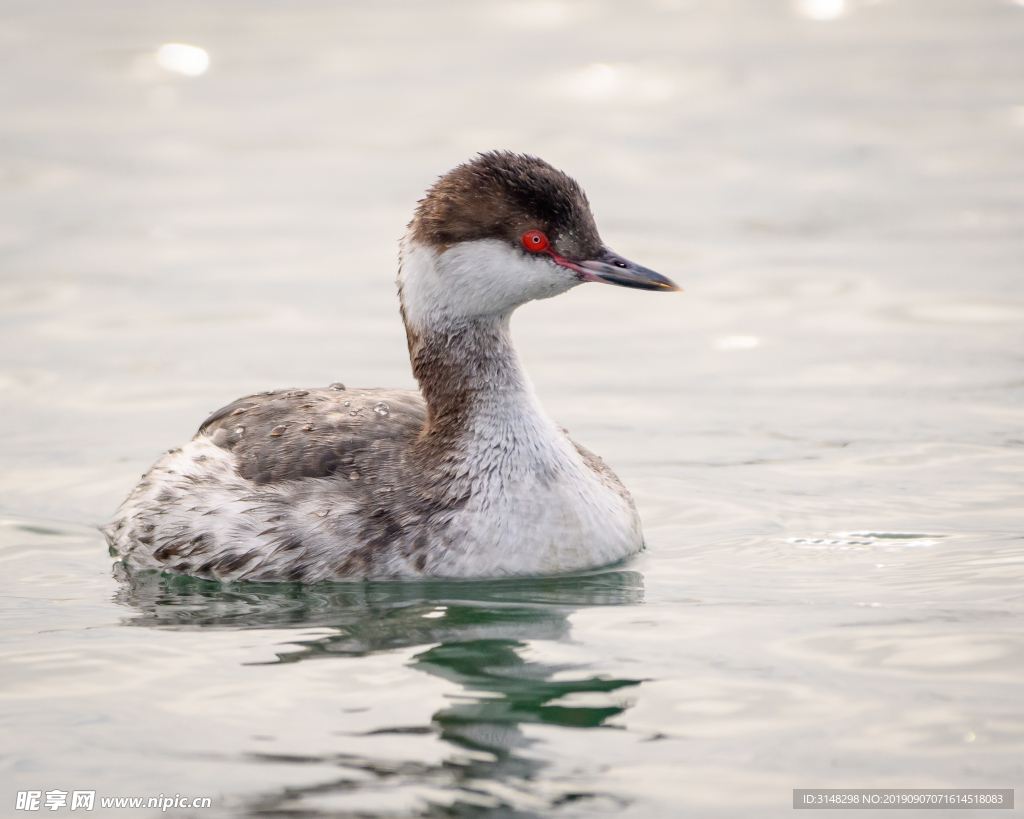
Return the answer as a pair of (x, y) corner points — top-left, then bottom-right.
(105, 152), (678, 581)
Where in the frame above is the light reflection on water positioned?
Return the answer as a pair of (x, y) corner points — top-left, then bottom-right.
(795, 0), (846, 21)
(1, 0), (1023, 815)
(155, 44), (210, 78)
(114, 571), (644, 815)
(554, 64), (676, 104)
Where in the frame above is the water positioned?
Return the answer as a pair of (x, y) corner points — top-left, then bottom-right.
(1, 0), (1022, 815)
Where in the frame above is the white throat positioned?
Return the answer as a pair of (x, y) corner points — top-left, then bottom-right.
(397, 235), (574, 464)
(397, 236), (580, 332)
(395, 234), (641, 575)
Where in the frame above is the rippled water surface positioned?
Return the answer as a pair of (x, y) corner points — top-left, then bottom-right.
(1, 0), (1022, 816)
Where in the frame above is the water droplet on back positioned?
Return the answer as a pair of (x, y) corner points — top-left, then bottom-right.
(290, 390), (309, 397)
(270, 425), (287, 436)
(233, 426), (245, 436)
(301, 424), (313, 431)
(373, 402), (390, 418)
(329, 382), (346, 391)
(348, 471), (359, 480)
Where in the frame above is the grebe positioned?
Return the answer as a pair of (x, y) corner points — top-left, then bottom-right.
(104, 152), (679, 581)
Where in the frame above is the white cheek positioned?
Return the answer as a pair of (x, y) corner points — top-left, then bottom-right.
(398, 238), (579, 328)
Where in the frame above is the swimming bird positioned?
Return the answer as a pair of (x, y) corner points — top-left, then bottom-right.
(104, 152), (679, 581)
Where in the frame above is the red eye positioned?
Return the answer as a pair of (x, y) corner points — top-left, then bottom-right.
(521, 230), (550, 252)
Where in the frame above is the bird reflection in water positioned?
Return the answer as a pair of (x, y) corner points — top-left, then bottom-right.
(115, 569), (644, 816)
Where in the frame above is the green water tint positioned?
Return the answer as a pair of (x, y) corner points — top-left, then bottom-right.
(113, 570), (643, 815)
(115, 569), (644, 626)
(417, 639), (638, 728)
(4, 0), (1023, 813)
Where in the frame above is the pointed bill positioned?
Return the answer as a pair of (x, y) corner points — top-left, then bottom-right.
(554, 246), (680, 292)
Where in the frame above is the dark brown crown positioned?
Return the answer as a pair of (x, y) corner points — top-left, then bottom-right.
(408, 152), (603, 261)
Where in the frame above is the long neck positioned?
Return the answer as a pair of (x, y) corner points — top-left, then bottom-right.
(397, 237), (568, 469)
(406, 313), (536, 444)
